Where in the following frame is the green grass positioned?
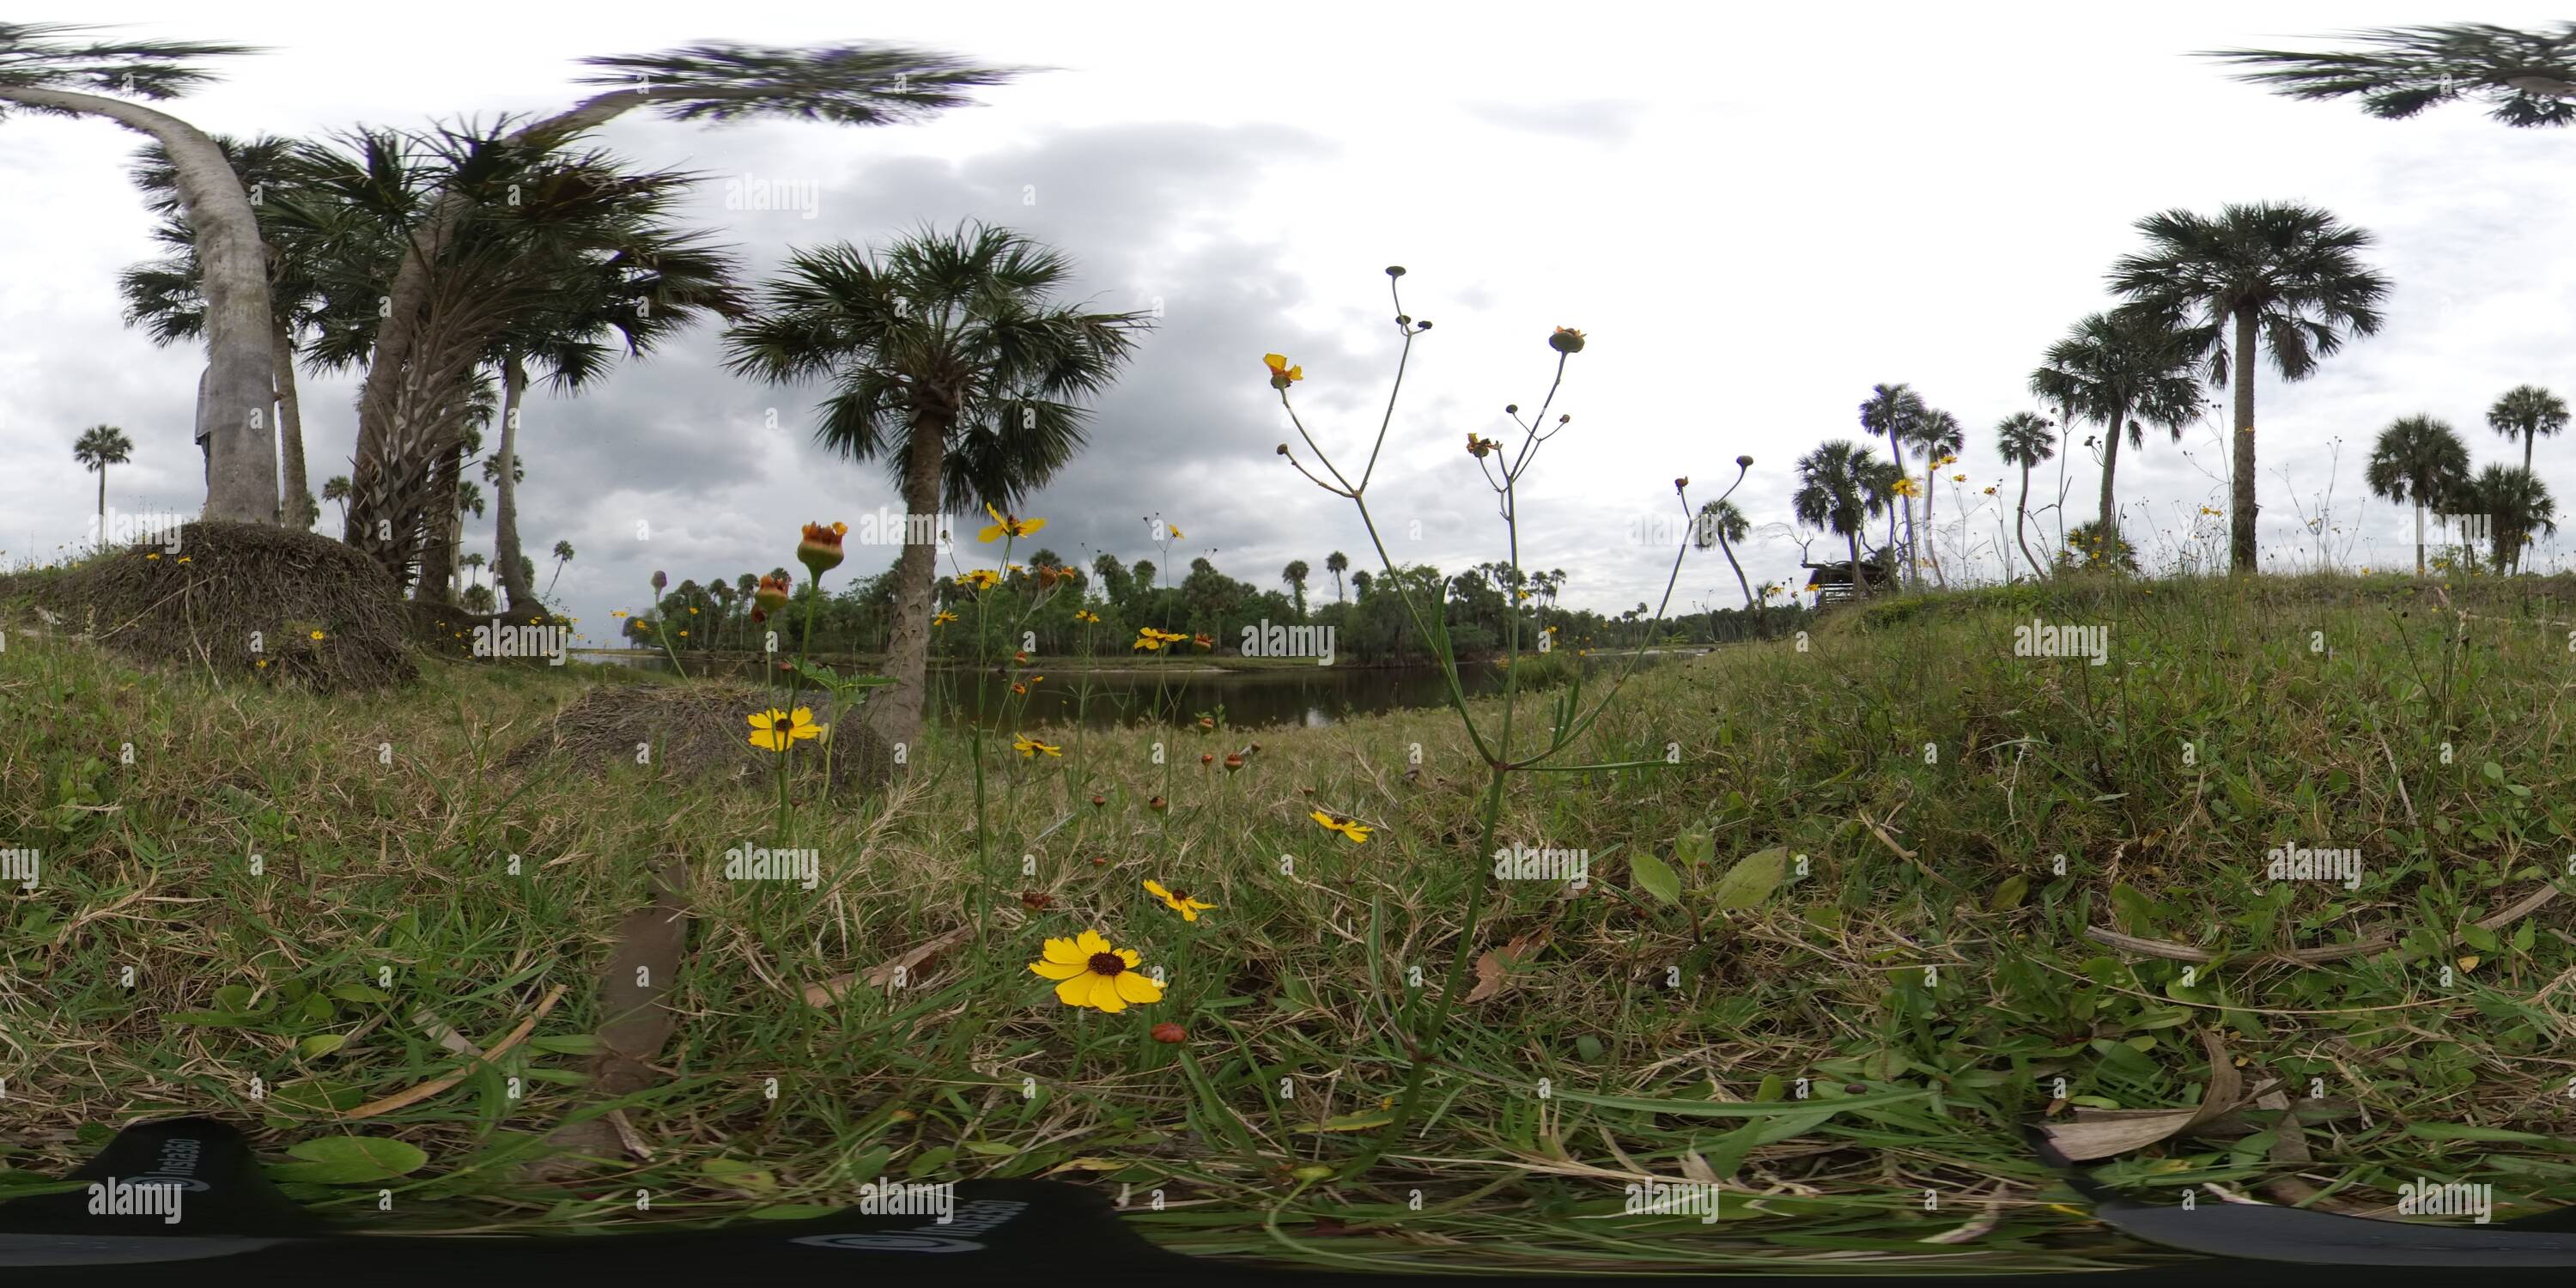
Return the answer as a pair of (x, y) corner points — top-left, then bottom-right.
(5, 568), (2576, 1272)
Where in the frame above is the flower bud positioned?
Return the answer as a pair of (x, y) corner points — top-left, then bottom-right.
(1151, 1022), (1187, 1043)
(1548, 326), (1587, 354)
(1736, 454), (1754, 468)
(1384, 265), (1406, 277)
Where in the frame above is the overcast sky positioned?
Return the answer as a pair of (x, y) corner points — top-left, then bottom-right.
(8, 3), (2576, 645)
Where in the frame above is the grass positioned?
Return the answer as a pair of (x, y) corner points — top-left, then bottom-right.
(5, 567), (2576, 1272)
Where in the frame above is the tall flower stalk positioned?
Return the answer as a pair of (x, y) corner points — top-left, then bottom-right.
(1273, 270), (1719, 1177)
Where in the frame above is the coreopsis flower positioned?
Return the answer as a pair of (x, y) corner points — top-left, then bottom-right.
(1200, 752), (1215, 766)
(1028, 930), (1164, 1012)
(1012, 676), (1042, 696)
(1467, 433), (1501, 459)
(145, 552), (161, 561)
(1014, 650), (1030, 664)
(1674, 477), (1690, 491)
(1264, 353), (1303, 389)
(933, 611), (957, 627)
(1014, 735), (1063, 758)
(1223, 752), (1244, 772)
(1192, 633), (1214, 650)
(309, 629), (326, 641)
(1952, 473), (1967, 483)
(1167, 524), (1184, 540)
(1074, 610), (1100, 623)
(1935, 454), (1959, 467)
(1983, 485), (1998, 495)
(957, 568), (1001, 592)
(754, 573), (792, 616)
(748, 707), (822, 752)
(980, 504), (1046, 543)
(1311, 811), (1373, 844)
(1891, 477), (1922, 498)
(1548, 326), (1586, 354)
(1144, 879), (1217, 922)
(1133, 635), (1165, 653)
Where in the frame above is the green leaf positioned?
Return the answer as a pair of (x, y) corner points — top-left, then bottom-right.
(1990, 875), (2030, 910)
(274, 1136), (428, 1183)
(2461, 924), (2501, 953)
(1630, 851), (1683, 906)
(2483, 761), (2506, 783)
(2406, 1122), (2556, 1144)
(1710, 848), (1789, 910)
(905, 1145), (955, 1178)
(958, 1140), (1019, 1156)
(1576, 1034), (1605, 1062)
(1674, 829), (1716, 866)
(1294, 1110), (1399, 1134)
(297, 1033), (348, 1059)
(1539, 1085), (1927, 1118)
(330, 984), (394, 1004)
(527, 1035), (604, 1056)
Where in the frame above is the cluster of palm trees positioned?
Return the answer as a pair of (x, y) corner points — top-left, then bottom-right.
(2365, 389), (2564, 575)
(13, 24), (1172, 745)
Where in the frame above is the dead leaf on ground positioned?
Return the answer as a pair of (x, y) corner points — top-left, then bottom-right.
(1463, 929), (1552, 1005)
(2039, 1109), (2205, 1161)
(804, 926), (974, 1005)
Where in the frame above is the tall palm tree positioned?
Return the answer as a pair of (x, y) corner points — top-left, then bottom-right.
(546, 540), (576, 598)
(1856, 383), (1926, 586)
(2488, 384), (2568, 474)
(2109, 203), (2391, 574)
(1281, 560), (1310, 617)
(447, 479), (485, 601)
(2028, 310), (2207, 544)
(2209, 23), (2576, 129)
(343, 42), (1026, 575)
(120, 133), (325, 527)
(1859, 454), (1907, 573)
(1794, 440), (1882, 586)
(2466, 464), (2558, 574)
(1994, 412), (2057, 581)
(1, 23), (279, 523)
(1325, 550), (1349, 603)
(723, 222), (1153, 744)
(461, 552), (486, 589)
(1694, 497), (1754, 607)
(1350, 569), (1372, 598)
(321, 475), (350, 527)
(1906, 408), (1965, 588)
(73, 423), (135, 533)
(2364, 415), (2471, 576)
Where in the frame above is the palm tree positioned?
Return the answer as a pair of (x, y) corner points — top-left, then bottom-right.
(2465, 465), (2558, 574)
(1350, 569), (1373, 598)
(546, 540), (576, 597)
(1, 23), (279, 522)
(343, 42), (1025, 575)
(722, 222), (1152, 744)
(1282, 560), (1310, 617)
(461, 552), (486, 589)
(1907, 408), (1965, 588)
(481, 149), (744, 616)
(1325, 550), (1349, 603)
(1694, 497), (1754, 607)
(321, 475), (350, 527)
(460, 583), (495, 614)
(2364, 415), (2471, 576)
(1858, 454), (1908, 571)
(2028, 310), (2206, 545)
(2109, 204), (2391, 574)
(1794, 440), (1882, 585)
(1993, 413), (2057, 581)
(119, 134), (325, 527)
(448, 480), (486, 601)
(1856, 384), (1926, 585)
(2488, 385), (2568, 474)
(72, 423), (135, 533)
(2210, 23), (2576, 129)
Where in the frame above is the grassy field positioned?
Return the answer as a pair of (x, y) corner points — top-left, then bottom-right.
(6, 569), (2576, 1273)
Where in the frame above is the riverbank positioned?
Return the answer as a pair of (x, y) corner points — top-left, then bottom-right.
(8, 570), (2576, 1267)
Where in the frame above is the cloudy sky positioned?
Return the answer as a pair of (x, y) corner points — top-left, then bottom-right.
(7, 3), (2576, 644)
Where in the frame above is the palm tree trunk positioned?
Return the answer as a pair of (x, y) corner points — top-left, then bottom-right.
(95, 467), (106, 530)
(1923, 471), (1945, 589)
(495, 356), (538, 615)
(2230, 307), (2259, 575)
(2017, 463), (2044, 581)
(872, 410), (951, 747)
(2098, 410), (2127, 539)
(274, 318), (310, 528)
(1887, 437), (1912, 589)
(0, 87), (280, 525)
(413, 438), (459, 605)
(2413, 500), (2426, 578)
(2526, 431), (2537, 475)
(1720, 534), (1753, 608)
(1845, 527), (1863, 596)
